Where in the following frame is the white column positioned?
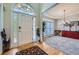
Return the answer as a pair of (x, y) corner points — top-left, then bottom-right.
(35, 4), (43, 42)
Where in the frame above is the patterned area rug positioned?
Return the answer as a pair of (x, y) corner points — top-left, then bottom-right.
(16, 46), (48, 55)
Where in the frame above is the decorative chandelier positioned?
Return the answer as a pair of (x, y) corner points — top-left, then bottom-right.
(63, 10), (70, 24)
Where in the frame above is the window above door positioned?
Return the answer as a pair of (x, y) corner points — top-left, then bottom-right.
(13, 3), (35, 16)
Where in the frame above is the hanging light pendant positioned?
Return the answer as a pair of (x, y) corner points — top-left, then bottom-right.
(63, 10), (70, 24)
(64, 10), (65, 22)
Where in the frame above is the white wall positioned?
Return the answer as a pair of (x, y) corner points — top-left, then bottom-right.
(41, 3), (55, 12)
(56, 19), (64, 30)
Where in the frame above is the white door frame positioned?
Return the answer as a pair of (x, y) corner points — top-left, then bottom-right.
(11, 3), (36, 48)
(0, 4), (3, 54)
(11, 11), (35, 48)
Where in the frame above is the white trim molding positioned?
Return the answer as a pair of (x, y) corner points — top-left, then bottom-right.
(0, 4), (3, 55)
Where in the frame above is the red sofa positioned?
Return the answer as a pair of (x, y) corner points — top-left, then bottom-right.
(62, 31), (79, 39)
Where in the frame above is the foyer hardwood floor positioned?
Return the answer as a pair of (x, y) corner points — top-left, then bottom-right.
(3, 42), (65, 55)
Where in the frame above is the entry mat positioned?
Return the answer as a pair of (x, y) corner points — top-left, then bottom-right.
(16, 46), (48, 55)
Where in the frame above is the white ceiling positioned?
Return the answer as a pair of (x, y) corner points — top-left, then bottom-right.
(44, 3), (79, 19)
(41, 3), (56, 12)
(30, 3), (55, 12)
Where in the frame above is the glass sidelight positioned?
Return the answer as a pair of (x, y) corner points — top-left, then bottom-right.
(32, 17), (37, 41)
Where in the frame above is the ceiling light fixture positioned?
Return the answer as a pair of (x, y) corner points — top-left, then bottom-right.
(63, 10), (70, 24)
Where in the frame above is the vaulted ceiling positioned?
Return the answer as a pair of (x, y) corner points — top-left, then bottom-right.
(43, 3), (79, 19)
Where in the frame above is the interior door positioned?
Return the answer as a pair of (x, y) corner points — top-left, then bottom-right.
(18, 13), (33, 46)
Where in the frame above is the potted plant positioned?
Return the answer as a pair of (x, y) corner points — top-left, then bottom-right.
(36, 28), (40, 42)
(42, 21), (46, 41)
(36, 21), (46, 42)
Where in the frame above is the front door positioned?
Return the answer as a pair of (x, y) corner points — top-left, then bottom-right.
(18, 13), (33, 46)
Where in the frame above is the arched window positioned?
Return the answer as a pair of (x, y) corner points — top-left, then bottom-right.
(13, 3), (35, 16)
